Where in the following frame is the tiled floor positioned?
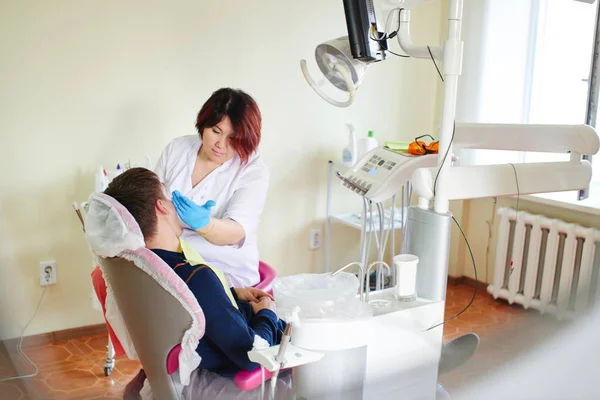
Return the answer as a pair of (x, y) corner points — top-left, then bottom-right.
(439, 284), (567, 393)
(0, 284), (567, 399)
(0, 334), (142, 400)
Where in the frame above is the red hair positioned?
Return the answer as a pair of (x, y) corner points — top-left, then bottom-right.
(195, 88), (262, 163)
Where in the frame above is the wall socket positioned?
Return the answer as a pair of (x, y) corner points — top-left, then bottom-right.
(39, 260), (57, 286)
(309, 228), (321, 250)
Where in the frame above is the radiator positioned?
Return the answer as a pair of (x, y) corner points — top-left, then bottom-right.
(487, 207), (600, 319)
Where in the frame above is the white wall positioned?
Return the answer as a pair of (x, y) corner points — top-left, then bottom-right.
(0, 0), (446, 338)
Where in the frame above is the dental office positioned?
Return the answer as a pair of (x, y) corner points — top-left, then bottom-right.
(1, 0), (600, 399)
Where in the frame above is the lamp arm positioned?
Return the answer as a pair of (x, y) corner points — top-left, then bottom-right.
(397, 9), (443, 60)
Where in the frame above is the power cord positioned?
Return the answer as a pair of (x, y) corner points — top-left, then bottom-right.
(433, 122), (456, 197)
(427, 45), (444, 82)
(485, 198), (498, 283)
(370, 8), (403, 42)
(425, 45), (453, 198)
(0, 285), (48, 382)
(388, 50), (410, 58)
(508, 163), (521, 275)
(509, 163), (521, 217)
(421, 36), (471, 330)
(426, 215), (477, 331)
(415, 18), (481, 332)
(424, 134), (523, 332)
(370, 8), (411, 58)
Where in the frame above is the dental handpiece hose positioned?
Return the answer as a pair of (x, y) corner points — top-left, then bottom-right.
(270, 322), (292, 398)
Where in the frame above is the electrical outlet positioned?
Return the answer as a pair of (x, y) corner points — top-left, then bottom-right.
(39, 260), (57, 286)
(309, 228), (321, 250)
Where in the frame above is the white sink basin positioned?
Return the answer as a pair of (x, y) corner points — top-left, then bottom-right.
(364, 288), (434, 317)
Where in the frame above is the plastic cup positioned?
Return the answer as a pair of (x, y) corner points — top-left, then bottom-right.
(393, 254), (419, 302)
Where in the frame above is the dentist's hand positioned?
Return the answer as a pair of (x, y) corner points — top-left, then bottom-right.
(172, 190), (216, 231)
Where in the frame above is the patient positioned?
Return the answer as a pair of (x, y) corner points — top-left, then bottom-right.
(103, 168), (287, 395)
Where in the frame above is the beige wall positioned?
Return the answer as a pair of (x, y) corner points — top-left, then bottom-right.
(451, 197), (600, 284)
(0, 0), (446, 339)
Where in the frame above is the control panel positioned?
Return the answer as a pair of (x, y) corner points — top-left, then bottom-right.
(336, 146), (438, 202)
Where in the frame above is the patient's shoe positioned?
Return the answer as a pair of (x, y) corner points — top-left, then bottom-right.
(123, 368), (146, 400)
(438, 333), (480, 375)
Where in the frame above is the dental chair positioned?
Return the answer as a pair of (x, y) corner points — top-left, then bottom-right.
(89, 261), (277, 364)
(84, 192), (277, 400)
(82, 198), (277, 376)
(102, 253), (198, 399)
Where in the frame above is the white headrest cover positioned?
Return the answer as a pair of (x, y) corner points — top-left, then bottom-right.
(85, 192), (145, 257)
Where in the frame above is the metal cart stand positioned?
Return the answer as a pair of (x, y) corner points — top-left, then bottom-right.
(324, 160), (412, 287)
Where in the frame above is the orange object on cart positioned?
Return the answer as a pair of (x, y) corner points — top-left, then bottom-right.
(408, 134), (439, 155)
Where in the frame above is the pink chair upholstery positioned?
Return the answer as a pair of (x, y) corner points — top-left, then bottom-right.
(167, 344), (183, 375)
(168, 346), (289, 392)
(166, 344), (278, 392)
(254, 261), (277, 295)
(234, 367), (291, 391)
(168, 344), (285, 391)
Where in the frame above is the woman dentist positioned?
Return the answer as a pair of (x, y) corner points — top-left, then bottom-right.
(155, 88), (269, 287)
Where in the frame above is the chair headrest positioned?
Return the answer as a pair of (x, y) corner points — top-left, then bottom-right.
(85, 192), (145, 257)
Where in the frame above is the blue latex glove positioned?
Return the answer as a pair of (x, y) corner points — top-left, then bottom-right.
(172, 190), (216, 231)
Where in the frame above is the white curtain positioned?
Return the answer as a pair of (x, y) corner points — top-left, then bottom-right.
(455, 0), (596, 167)
(455, 0), (538, 166)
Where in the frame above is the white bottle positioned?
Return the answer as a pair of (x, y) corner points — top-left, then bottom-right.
(341, 123), (358, 167)
(358, 130), (378, 158)
(95, 166), (107, 193)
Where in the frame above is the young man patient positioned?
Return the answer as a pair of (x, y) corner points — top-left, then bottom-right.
(103, 167), (286, 393)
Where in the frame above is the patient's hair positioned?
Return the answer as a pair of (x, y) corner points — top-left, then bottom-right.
(196, 87), (261, 164)
(103, 167), (164, 240)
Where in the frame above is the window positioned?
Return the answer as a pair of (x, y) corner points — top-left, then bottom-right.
(528, 1), (596, 128)
(457, 0), (599, 208)
(527, 0), (599, 207)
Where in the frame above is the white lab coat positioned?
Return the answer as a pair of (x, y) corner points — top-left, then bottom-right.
(155, 135), (269, 287)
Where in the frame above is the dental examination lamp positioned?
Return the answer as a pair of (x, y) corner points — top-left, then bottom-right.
(300, 0), (439, 107)
(300, 0), (389, 107)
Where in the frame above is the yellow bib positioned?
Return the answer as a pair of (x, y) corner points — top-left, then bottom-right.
(179, 238), (239, 310)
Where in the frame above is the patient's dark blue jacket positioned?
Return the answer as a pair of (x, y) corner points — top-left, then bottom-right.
(151, 249), (286, 378)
